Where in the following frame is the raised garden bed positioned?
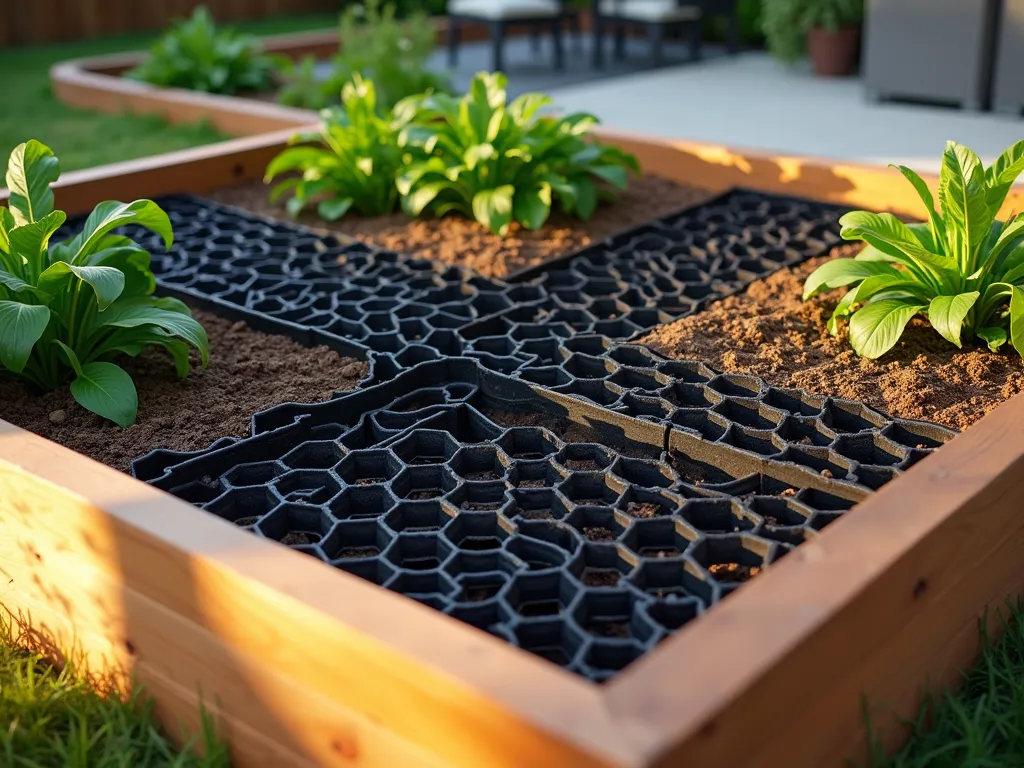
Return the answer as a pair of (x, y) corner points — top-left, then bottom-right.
(3, 131), (1024, 768)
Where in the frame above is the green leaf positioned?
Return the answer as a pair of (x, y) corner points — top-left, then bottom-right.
(839, 210), (957, 288)
(0, 269), (44, 298)
(977, 326), (1007, 352)
(62, 200), (173, 264)
(927, 292), (979, 348)
(938, 141), (993, 273)
(512, 183), (552, 231)
(69, 361), (138, 428)
(472, 186), (515, 236)
(464, 143), (496, 170)
(97, 298), (209, 366)
(985, 139), (1024, 213)
(403, 181), (449, 217)
(590, 164), (629, 189)
(802, 259), (904, 301)
(573, 177), (598, 220)
(891, 164), (947, 246)
(848, 298), (924, 359)
(0, 301), (50, 372)
(89, 246), (155, 298)
(317, 198), (354, 222)
(1011, 286), (1024, 359)
(5, 140), (60, 226)
(52, 339), (84, 377)
(38, 263), (125, 310)
(507, 93), (552, 124)
(8, 210), (67, 277)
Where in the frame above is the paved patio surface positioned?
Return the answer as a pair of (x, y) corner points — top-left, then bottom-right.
(542, 52), (1024, 171)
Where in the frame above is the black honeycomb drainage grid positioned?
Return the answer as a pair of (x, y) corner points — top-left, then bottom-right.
(87, 188), (958, 681)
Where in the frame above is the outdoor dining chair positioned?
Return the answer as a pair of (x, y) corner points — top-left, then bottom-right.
(592, 0), (739, 67)
(447, 0), (579, 73)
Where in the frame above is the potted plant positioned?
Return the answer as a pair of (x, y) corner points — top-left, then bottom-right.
(762, 0), (863, 77)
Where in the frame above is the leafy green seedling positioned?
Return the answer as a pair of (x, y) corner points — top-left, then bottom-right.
(803, 140), (1024, 359)
(0, 140), (209, 426)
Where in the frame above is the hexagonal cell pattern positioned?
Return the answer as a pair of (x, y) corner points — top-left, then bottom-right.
(137, 366), (905, 682)
(110, 191), (963, 682)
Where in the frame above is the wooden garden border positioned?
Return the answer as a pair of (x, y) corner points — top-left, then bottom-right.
(4, 130), (1024, 768)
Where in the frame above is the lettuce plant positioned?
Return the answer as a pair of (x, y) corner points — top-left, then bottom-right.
(803, 140), (1024, 359)
(265, 76), (406, 221)
(0, 141), (209, 427)
(128, 6), (275, 95)
(397, 72), (640, 236)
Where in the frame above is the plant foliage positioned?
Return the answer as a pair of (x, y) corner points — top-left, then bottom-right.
(265, 75), (405, 220)
(128, 6), (275, 95)
(397, 72), (640, 236)
(277, 0), (449, 112)
(803, 140), (1024, 359)
(761, 0), (863, 63)
(0, 140), (209, 426)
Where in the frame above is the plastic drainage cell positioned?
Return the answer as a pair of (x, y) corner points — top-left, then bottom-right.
(65, 190), (849, 371)
(136, 358), (911, 682)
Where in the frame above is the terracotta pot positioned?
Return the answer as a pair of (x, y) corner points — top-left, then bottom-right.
(806, 25), (861, 77)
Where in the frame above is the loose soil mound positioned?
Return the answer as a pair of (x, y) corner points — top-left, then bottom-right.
(639, 250), (1024, 431)
(0, 308), (367, 471)
(211, 174), (711, 279)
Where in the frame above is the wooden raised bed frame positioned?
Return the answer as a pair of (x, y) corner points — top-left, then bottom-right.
(3, 128), (1024, 768)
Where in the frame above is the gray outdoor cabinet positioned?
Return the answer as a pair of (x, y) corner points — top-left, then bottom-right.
(993, 0), (1024, 114)
(863, 0), (1000, 111)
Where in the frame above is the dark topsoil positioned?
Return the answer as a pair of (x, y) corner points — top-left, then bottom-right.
(210, 174), (711, 279)
(0, 308), (367, 472)
(639, 248), (1024, 431)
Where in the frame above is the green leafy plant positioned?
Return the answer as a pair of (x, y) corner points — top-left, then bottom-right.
(128, 6), (275, 95)
(277, 0), (449, 112)
(0, 140), (209, 427)
(265, 75), (406, 221)
(803, 140), (1024, 359)
(397, 72), (640, 236)
(762, 0), (862, 63)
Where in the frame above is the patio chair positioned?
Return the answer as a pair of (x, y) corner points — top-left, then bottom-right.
(447, 0), (576, 73)
(592, 0), (739, 68)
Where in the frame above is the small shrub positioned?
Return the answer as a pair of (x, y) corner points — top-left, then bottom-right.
(265, 76), (405, 220)
(762, 0), (862, 63)
(803, 140), (1024, 359)
(397, 72), (640, 236)
(128, 6), (275, 95)
(0, 140), (209, 426)
(277, 0), (449, 112)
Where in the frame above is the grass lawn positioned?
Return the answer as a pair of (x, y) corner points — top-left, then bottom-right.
(0, 616), (229, 767)
(870, 605), (1024, 767)
(0, 13), (336, 174)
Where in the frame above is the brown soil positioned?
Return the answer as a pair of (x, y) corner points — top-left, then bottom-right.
(708, 563), (761, 583)
(639, 249), (1024, 431)
(589, 620), (630, 639)
(234, 516), (261, 527)
(0, 308), (367, 472)
(582, 568), (621, 587)
(583, 526), (615, 542)
(408, 489), (443, 500)
(338, 547), (380, 559)
(210, 175), (711, 279)
(564, 458), (601, 471)
(463, 469), (500, 481)
(280, 531), (319, 546)
(625, 501), (662, 518)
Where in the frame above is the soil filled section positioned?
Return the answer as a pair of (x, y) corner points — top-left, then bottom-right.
(639, 249), (1024, 430)
(0, 308), (367, 472)
(210, 174), (711, 279)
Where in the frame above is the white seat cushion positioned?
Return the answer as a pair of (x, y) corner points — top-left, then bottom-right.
(449, 0), (561, 19)
(598, 0), (701, 22)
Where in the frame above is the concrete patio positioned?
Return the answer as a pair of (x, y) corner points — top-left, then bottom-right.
(541, 51), (1024, 172)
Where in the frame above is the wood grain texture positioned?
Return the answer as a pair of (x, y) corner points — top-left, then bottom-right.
(608, 392), (1024, 767)
(0, 421), (631, 768)
(3, 128), (1024, 767)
